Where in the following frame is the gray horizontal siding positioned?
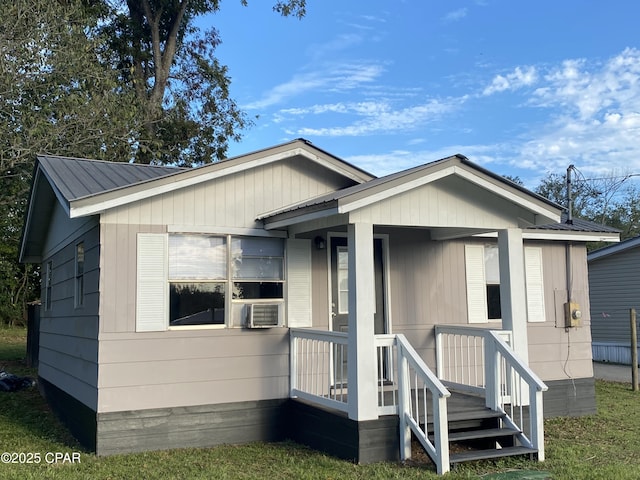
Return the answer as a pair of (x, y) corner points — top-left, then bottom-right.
(39, 223), (100, 410)
(589, 246), (640, 344)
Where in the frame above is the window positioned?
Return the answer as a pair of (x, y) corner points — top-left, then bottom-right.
(337, 246), (349, 314)
(45, 261), (52, 311)
(465, 244), (546, 324)
(168, 235), (227, 326)
(75, 243), (85, 307)
(231, 236), (284, 300)
(484, 245), (501, 320)
(465, 244), (500, 323)
(164, 234), (285, 328)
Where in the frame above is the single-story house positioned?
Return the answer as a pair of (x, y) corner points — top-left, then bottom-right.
(20, 139), (619, 474)
(588, 236), (640, 365)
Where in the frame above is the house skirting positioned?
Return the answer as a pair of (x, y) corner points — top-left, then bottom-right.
(286, 399), (400, 464)
(38, 376), (97, 451)
(39, 377), (594, 458)
(592, 342), (640, 366)
(96, 398), (289, 455)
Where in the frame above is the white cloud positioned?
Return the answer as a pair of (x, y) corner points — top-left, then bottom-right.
(344, 143), (500, 177)
(243, 62), (385, 110)
(482, 66), (538, 96)
(289, 97), (465, 137)
(443, 8), (468, 22)
(512, 48), (640, 175)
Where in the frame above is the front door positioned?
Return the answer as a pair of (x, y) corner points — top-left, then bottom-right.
(330, 236), (387, 382)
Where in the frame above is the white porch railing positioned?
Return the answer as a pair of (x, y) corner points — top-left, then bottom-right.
(290, 329), (452, 475)
(435, 325), (548, 461)
(289, 328), (349, 413)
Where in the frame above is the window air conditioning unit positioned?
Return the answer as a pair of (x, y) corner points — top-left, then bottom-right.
(246, 303), (282, 328)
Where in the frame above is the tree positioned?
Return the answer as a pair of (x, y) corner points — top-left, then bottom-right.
(0, 0), (308, 323)
(0, 0), (141, 323)
(96, 0), (307, 164)
(534, 170), (640, 242)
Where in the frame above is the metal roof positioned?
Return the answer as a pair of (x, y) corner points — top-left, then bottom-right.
(527, 214), (620, 234)
(37, 155), (183, 202)
(588, 234), (640, 261)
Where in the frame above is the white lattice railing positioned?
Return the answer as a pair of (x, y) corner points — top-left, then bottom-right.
(435, 325), (548, 461)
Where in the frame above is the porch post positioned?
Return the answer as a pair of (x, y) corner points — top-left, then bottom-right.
(347, 222), (378, 421)
(497, 228), (529, 364)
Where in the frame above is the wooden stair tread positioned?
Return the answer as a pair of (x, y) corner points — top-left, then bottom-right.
(450, 446), (537, 464)
(447, 427), (520, 441)
(446, 409), (505, 422)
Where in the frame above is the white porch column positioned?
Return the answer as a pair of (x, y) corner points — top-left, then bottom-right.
(347, 222), (378, 421)
(498, 228), (529, 364)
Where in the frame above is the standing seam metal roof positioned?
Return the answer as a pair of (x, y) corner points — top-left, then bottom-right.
(37, 155), (184, 202)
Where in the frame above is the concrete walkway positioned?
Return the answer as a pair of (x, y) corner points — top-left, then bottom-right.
(592, 361), (637, 383)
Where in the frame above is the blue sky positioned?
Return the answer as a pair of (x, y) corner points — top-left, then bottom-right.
(201, 1), (640, 189)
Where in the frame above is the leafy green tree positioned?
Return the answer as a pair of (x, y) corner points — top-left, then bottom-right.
(95, 0), (306, 164)
(0, 0), (141, 323)
(534, 170), (640, 242)
(0, 0), (307, 323)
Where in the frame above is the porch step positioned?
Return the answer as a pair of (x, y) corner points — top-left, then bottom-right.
(450, 446), (538, 464)
(447, 427), (520, 442)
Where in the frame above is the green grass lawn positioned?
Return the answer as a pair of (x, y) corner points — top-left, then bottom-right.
(1, 325), (639, 479)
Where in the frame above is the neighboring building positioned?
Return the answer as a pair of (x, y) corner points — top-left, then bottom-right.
(588, 236), (640, 365)
(20, 139), (618, 470)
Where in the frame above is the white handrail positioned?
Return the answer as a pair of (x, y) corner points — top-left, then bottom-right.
(395, 334), (451, 475)
(435, 325), (548, 462)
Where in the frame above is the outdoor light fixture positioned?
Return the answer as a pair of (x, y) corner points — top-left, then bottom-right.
(314, 236), (326, 250)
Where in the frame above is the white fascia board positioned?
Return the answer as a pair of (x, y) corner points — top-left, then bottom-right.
(336, 164), (561, 223)
(474, 231), (620, 242)
(69, 148), (366, 219)
(262, 207), (340, 230)
(337, 166), (457, 213)
(453, 167), (561, 223)
(168, 225), (288, 238)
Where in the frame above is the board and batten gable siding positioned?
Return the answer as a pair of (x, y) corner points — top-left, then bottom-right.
(95, 157), (344, 412)
(100, 157), (356, 229)
(39, 221), (100, 410)
(348, 176), (537, 228)
(589, 246), (640, 345)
